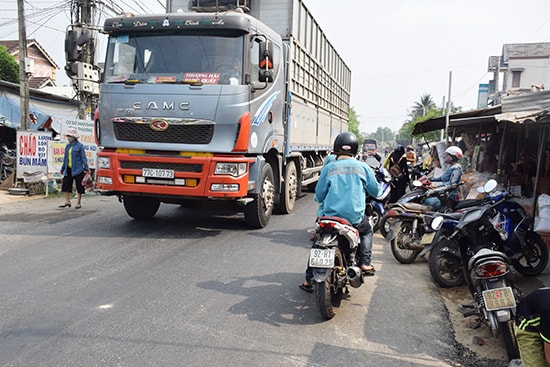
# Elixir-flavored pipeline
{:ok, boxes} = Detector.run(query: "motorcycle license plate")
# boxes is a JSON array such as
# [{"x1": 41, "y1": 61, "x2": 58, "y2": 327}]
[
  {"x1": 482, "y1": 287, "x2": 516, "y2": 311},
  {"x1": 309, "y1": 248, "x2": 335, "y2": 268},
  {"x1": 420, "y1": 232, "x2": 435, "y2": 245}
]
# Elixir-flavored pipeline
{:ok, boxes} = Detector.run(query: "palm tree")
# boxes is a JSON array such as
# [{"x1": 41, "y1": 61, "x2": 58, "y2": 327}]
[{"x1": 409, "y1": 94, "x2": 436, "y2": 120}]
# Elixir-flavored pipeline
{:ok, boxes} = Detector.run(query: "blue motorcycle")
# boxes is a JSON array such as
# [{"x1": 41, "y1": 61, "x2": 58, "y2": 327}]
[
  {"x1": 429, "y1": 179, "x2": 549, "y2": 288},
  {"x1": 365, "y1": 161, "x2": 391, "y2": 233}
]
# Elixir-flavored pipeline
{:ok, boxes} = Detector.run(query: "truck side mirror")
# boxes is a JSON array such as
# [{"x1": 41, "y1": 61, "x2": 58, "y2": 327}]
[{"x1": 258, "y1": 40, "x2": 274, "y2": 82}]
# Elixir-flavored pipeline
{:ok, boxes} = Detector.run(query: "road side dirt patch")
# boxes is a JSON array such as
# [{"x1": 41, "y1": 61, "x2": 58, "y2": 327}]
[{"x1": 440, "y1": 285, "x2": 509, "y2": 364}]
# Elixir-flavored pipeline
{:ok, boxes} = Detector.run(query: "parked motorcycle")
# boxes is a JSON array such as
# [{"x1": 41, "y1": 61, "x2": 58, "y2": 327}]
[
  {"x1": 385, "y1": 183, "x2": 467, "y2": 264},
  {"x1": 308, "y1": 216, "x2": 366, "y2": 319},
  {"x1": 366, "y1": 164, "x2": 392, "y2": 232},
  {"x1": 0, "y1": 144, "x2": 15, "y2": 183},
  {"x1": 429, "y1": 179, "x2": 548, "y2": 288},
  {"x1": 428, "y1": 180, "x2": 522, "y2": 360},
  {"x1": 379, "y1": 179, "x2": 477, "y2": 238}
]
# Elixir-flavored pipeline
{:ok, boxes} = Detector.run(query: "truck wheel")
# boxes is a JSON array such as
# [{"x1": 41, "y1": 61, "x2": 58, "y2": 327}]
[
  {"x1": 244, "y1": 163, "x2": 275, "y2": 228},
  {"x1": 123, "y1": 195, "x2": 160, "y2": 220},
  {"x1": 275, "y1": 160, "x2": 298, "y2": 214}
]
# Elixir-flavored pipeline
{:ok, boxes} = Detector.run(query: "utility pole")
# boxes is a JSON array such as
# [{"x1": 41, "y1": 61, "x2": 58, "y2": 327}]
[
  {"x1": 445, "y1": 71, "x2": 452, "y2": 145},
  {"x1": 17, "y1": 0, "x2": 30, "y2": 130},
  {"x1": 66, "y1": 0, "x2": 98, "y2": 120}
]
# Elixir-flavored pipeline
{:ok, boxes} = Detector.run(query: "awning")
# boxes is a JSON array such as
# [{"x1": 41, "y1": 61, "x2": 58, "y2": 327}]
[
  {"x1": 0, "y1": 80, "x2": 79, "y2": 132},
  {"x1": 413, "y1": 105, "x2": 502, "y2": 135}
]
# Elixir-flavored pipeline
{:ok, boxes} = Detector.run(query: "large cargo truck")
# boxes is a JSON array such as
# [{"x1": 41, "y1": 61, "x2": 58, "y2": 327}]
[{"x1": 92, "y1": 0, "x2": 351, "y2": 227}]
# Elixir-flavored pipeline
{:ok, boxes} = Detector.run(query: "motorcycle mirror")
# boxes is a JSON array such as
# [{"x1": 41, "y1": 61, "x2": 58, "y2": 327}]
[
  {"x1": 484, "y1": 179, "x2": 498, "y2": 193},
  {"x1": 431, "y1": 216, "x2": 444, "y2": 230}
]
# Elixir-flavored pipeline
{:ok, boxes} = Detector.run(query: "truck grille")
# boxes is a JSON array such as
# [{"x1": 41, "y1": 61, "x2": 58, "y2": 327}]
[
  {"x1": 114, "y1": 122, "x2": 214, "y2": 144},
  {"x1": 120, "y1": 161, "x2": 203, "y2": 173}
]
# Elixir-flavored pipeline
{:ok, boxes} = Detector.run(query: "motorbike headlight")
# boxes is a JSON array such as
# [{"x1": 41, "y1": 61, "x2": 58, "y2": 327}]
[{"x1": 431, "y1": 216, "x2": 444, "y2": 231}]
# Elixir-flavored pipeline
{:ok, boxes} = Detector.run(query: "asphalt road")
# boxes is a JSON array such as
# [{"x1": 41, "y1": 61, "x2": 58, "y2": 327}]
[{"x1": 0, "y1": 190, "x2": 512, "y2": 366}]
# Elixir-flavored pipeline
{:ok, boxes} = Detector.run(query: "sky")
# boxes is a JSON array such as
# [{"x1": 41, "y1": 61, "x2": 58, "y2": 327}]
[{"x1": 2, "y1": 0, "x2": 550, "y2": 134}]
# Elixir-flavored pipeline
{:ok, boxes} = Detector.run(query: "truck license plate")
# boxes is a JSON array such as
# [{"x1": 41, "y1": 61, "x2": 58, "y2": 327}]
[
  {"x1": 482, "y1": 287, "x2": 516, "y2": 311},
  {"x1": 142, "y1": 168, "x2": 175, "y2": 179},
  {"x1": 309, "y1": 248, "x2": 335, "y2": 268}
]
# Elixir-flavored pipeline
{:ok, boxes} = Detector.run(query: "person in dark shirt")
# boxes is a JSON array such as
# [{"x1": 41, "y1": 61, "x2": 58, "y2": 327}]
[{"x1": 516, "y1": 287, "x2": 550, "y2": 366}]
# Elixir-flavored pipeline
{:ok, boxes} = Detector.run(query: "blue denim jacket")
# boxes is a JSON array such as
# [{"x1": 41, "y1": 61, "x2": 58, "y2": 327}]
[
  {"x1": 60, "y1": 141, "x2": 89, "y2": 177},
  {"x1": 431, "y1": 163, "x2": 463, "y2": 201}
]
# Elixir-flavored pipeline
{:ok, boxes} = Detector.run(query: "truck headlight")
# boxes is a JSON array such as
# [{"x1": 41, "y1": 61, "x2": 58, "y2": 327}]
[
  {"x1": 214, "y1": 162, "x2": 247, "y2": 177},
  {"x1": 98, "y1": 157, "x2": 111, "y2": 169}
]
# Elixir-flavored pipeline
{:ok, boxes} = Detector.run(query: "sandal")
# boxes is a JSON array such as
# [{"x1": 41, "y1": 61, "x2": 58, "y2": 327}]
[
  {"x1": 361, "y1": 264, "x2": 376, "y2": 276},
  {"x1": 299, "y1": 282, "x2": 314, "y2": 293},
  {"x1": 58, "y1": 203, "x2": 71, "y2": 208},
  {"x1": 75, "y1": 205, "x2": 82, "y2": 209}
]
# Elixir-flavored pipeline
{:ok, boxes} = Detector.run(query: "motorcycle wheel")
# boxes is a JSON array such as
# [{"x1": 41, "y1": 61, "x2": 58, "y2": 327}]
[
  {"x1": 314, "y1": 249, "x2": 344, "y2": 320},
  {"x1": 428, "y1": 239, "x2": 465, "y2": 288},
  {"x1": 512, "y1": 231, "x2": 549, "y2": 276},
  {"x1": 371, "y1": 207, "x2": 383, "y2": 233},
  {"x1": 379, "y1": 213, "x2": 396, "y2": 238},
  {"x1": 501, "y1": 320, "x2": 520, "y2": 361},
  {"x1": 390, "y1": 221, "x2": 421, "y2": 264}
]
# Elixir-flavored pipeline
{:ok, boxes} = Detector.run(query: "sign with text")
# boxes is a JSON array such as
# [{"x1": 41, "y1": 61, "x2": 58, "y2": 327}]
[
  {"x1": 61, "y1": 119, "x2": 98, "y2": 169},
  {"x1": 16, "y1": 131, "x2": 52, "y2": 179},
  {"x1": 47, "y1": 140, "x2": 67, "y2": 178}
]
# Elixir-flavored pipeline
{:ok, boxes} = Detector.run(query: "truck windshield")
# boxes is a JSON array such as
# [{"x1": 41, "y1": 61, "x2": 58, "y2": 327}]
[{"x1": 103, "y1": 33, "x2": 244, "y2": 85}]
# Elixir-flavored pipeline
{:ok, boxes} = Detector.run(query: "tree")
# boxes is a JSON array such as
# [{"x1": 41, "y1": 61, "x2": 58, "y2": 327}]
[
  {"x1": 363, "y1": 127, "x2": 394, "y2": 145},
  {"x1": 348, "y1": 106, "x2": 362, "y2": 144},
  {"x1": 409, "y1": 93, "x2": 437, "y2": 121},
  {"x1": 0, "y1": 46, "x2": 19, "y2": 84},
  {"x1": 396, "y1": 93, "x2": 464, "y2": 144}
]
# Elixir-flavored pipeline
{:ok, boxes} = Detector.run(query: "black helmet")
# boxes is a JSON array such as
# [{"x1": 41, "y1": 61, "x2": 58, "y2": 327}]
[{"x1": 333, "y1": 132, "x2": 358, "y2": 155}]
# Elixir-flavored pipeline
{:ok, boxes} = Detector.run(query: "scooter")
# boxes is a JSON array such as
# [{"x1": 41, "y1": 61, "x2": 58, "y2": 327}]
[
  {"x1": 429, "y1": 179, "x2": 548, "y2": 287},
  {"x1": 366, "y1": 164, "x2": 392, "y2": 233},
  {"x1": 308, "y1": 216, "x2": 365, "y2": 319},
  {"x1": 428, "y1": 180, "x2": 522, "y2": 361}
]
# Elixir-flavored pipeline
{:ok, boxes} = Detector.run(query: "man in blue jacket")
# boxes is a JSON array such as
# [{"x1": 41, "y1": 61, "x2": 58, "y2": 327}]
[{"x1": 300, "y1": 132, "x2": 381, "y2": 292}]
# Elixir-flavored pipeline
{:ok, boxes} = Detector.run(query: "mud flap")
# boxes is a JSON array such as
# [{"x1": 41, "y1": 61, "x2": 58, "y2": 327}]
[{"x1": 312, "y1": 268, "x2": 330, "y2": 282}]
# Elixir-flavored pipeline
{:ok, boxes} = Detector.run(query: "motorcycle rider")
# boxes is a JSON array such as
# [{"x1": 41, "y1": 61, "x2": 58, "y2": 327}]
[
  {"x1": 300, "y1": 132, "x2": 381, "y2": 292},
  {"x1": 515, "y1": 287, "x2": 550, "y2": 367},
  {"x1": 384, "y1": 145, "x2": 409, "y2": 203},
  {"x1": 422, "y1": 146, "x2": 463, "y2": 211},
  {"x1": 405, "y1": 145, "x2": 417, "y2": 165}
]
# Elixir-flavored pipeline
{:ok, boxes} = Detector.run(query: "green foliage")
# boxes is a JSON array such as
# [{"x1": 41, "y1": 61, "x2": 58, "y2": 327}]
[
  {"x1": 0, "y1": 46, "x2": 19, "y2": 83},
  {"x1": 409, "y1": 93, "x2": 437, "y2": 121},
  {"x1": 395, "y1": 93, "x2": 463, "y2": 144},
  {"x1": 363, "y1": 127, "x2": 394, "y2": 144},
  {"x1": 348, "y1": 106, "x2": 362, "y2": 144}
]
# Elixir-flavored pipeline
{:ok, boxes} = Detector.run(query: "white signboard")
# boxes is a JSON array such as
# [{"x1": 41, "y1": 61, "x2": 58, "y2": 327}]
[
  {"x1": 61, "y1": 119, "x2": 98, "y2": 169},
  {"x1": 16, "y1": 131, "x2": 52, "y2": 179}
]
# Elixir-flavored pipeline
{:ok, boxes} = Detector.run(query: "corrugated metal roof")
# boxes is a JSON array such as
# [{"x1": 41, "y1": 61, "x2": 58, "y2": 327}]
[{"x1": 412, "y1": 106, "x2": 501, "y2": 135}]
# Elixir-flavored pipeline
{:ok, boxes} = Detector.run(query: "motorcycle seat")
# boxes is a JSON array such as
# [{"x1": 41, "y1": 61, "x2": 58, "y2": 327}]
[
  {"x1": 467, "y1": 248, "x2": 509, "y2": 269},
  {"x1": 393, "y1": 202, "x2": 433, "y2": 213},
  {"x1": 454, "y1": 199, "x2": 483, "y2": 211},
  {"x1": 316, "y1": 216, "x2": 352, "y2": 226},
  {"x1": 437, "y1": 212, "x2": 462, "y2": 220}
]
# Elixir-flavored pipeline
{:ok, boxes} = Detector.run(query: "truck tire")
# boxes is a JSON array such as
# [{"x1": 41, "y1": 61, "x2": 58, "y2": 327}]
[
  {"x1": 275, "y1": 160, "x2": 298, "y2": 214},
  {"x1": 244, "y1": 163, "x2": 275, "y2": 228},
  {"x1": 123, "y1": 195, "x2": 160, "y2": 220}
]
